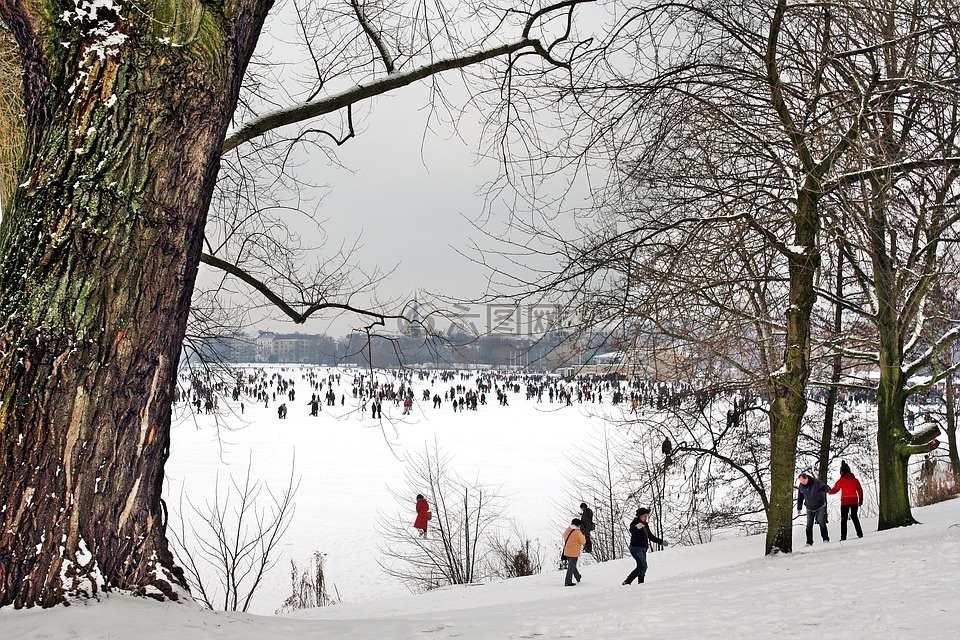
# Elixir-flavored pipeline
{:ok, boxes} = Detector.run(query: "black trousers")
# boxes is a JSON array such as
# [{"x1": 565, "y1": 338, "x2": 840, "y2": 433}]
[{"x1": 840, "y1": 504, "x2": 863, "y2": 540}]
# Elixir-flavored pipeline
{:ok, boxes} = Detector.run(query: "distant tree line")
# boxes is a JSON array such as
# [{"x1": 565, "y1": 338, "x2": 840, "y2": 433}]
[{"x1": 204, "y1": 330, "x2": 574, "y2": 370}]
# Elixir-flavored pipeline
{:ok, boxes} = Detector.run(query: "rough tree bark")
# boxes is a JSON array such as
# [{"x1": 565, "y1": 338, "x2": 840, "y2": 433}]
[
  {"x1": 0, "y1": 0, "x2": 274, "y2": 607},
  {"x1": 765, "y1": 187, "x2": 820, "y2": 554}
]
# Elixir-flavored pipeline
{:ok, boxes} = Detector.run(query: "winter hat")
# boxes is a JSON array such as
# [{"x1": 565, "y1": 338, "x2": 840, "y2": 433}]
[{"x1": 840, "y1": 461, "x2": 851, "y2": 475}]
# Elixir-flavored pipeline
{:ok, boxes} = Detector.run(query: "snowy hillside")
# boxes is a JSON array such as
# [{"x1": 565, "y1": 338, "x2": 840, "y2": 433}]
[
  {"x1": 2, "y1": 497, "x2": 958, "y2": 639},
  {"x1": 3, "y1": 364, "x2": 957, "y2": 638}
]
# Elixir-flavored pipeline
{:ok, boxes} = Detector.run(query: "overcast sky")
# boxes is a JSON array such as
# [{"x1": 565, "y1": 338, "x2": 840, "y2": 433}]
[
  {"x1": 199, "y1": 3, "x2": 601, "y2": 339},
  {"x1": 319, "y1": 85, "x2": 501, "y2": 311},
  {"x1": 260, "y1": 85, "x2": 519, "y2": 338}
]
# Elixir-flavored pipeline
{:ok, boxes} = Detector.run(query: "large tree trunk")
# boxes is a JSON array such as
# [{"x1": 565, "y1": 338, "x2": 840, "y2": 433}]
[
  {"x1": 875, "y1": 381, "x2": 915, "y2": 528},
  {"x1": 0, "y1": 0, "x2": 270, "y2": 608},
  {"x1": 946, "y1": 374, "x2": 960, "y2": 487},
  {"x1": 874, "y1": 358, "x2": 937, "y2": 529},
  {"x1": 870, "y1": 187, "x2": 916, "y2": 530},
  {"x1": 764, "y1": 188, "x2": 820, "y2": 555},
  {"x1": 869, "y1": 183, "x2": 939, "y2": 530}
]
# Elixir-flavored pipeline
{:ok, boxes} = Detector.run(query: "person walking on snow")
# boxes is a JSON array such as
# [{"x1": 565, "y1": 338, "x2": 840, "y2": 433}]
[
  {"x1": 829, "y1": 461, "x2": 864, "y2": 540},
  {"x1": 797, "y1": 472, "x2": 831, "y2": 545},
  {"x1": 561, "y1": 518, "x2": 586, "y2": 586},
  {"x1": 414, "y1": 494, "x2": 430, "y2": 538},
  {"x1": 579, "y1": 502, "x2": 595, "y2": 554},
  {"x1": 622, "y1": 507, "x2": 666, "y2": 585}
]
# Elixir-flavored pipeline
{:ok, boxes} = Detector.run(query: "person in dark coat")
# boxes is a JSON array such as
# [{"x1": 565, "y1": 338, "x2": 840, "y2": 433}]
[
  {"x1": 797, "y1": 472, "x2": 831, "y2": 545},
  {"x1": 622, "y1": 507, "x2": 666, "y2": 585},
  {"x1": 579, "y1": 502, "x2": 595, "y2": 554},
  {"x1": 414, "y1": 494, "x2": 430, "y2": 538},
  {"x1": 829, "y1": 461, "x2": 864, "y2": 540}
]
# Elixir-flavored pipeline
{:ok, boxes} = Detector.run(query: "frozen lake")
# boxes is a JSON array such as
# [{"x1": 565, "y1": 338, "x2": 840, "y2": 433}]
[{"x1": 166, "y1": 365, "x2": 618, "y2": 613}]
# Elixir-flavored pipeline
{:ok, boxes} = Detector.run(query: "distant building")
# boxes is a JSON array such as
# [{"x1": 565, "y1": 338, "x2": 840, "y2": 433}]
[
  {"x1": 557, "y1": 348, "x2": 665, "y2": 379},
  {"x1": 255, "y1": 331, "x2": 320, "y2": 363}
]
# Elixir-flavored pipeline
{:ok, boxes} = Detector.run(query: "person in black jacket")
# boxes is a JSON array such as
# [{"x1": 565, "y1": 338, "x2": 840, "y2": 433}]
[
  {"x1": 622, "y1": 508, "x2": 666, "y2": 585},
  {"x1": 579, "y1": 503, "x2": 595, "y2": 554},
  {"x1": 796, "y1": 472, "x2": 831, "y2": 546}
]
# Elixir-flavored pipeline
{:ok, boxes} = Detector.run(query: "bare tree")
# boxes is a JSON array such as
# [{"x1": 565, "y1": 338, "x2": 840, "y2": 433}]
[
  {"x1": 168, "y1": 458, "x2": 298, "y2": 612},
  {"x1": 806, "y1": 3, "x2": 960, "y2": 527},
  {"x1": 377, "y1": 442, "x2": 507, "y2": 591},
  {"x1": 485, "y1": 0, "x2": 960, "y2": 551},
  {"x1": 826, "y1": 172, "x2": 960, "y2": 527}
]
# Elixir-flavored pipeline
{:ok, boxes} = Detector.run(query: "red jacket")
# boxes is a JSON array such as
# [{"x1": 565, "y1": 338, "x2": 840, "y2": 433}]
[
  {"x1": 829, "y1": 472, "x2": 864, "y2": 506},
  {"x1": 414, "y1": 498, "x2": 430, "y2": 530}
]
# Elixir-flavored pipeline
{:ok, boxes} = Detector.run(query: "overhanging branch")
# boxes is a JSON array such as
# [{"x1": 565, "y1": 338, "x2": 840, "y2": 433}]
[
  {"x1": 222, "y1": 42, "x2": 533, "y2": 153},
  {"x1": 199, "y1": 252, "x2": 402, "y2": 327},
  {"x1": 222, "y1": 0, "x2": 594, "y2": 154}
]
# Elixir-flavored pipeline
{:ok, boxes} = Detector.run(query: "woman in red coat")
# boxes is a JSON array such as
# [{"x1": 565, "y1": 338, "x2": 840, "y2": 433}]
[
  {"x1": 829, "y1": 461, "x2": 864, "y2": 540},
  {"x1": 414, "y1": 494, "x2": 430, "y2": 538}
]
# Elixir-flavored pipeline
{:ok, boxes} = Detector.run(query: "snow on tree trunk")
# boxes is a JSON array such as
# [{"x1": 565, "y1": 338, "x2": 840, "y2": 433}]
[
  {"x1": 764, "y1": 188, "x2": 820, "y2": 555},
  {"x1": 0, "y1": 0, "x2": 270, "y2": 608},
  {"x1": 869, "y1": 186, "x2": 933, "y2": 531}
]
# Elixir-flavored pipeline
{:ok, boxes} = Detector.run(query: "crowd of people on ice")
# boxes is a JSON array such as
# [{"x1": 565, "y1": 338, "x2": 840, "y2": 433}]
[
  {"x1": 175, "y1": 365, "x2": 718, "y2": 423},
  {"x1": 176, "y1": 363, "x2": 954, "y2": 433},
  {"x1": 177, "y1": 364, "x2": 941, "y2": 432}
]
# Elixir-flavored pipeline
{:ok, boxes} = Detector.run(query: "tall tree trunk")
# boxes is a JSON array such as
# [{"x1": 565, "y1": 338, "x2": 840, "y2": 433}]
[
  {"x1": 0, "y1": 0, "x2": 270, "y2": 608},
  {"x1": 818, "y1": 248, "x2": 844, "y2": 482},
  {"x1": 874, "y1": 368, "x2": 935, "y2": 528},
  {"x1": 945, "y1": 374, "x2": 960, "y2": 487},
  {"x1": 875, "y1": 374, "x2": 915, "y2": 528},
  {"x1": 765, "y1": 188, "x2": 821, "y2": 555},
  {"x1": 869, "y1": 183, "x2": 939, "y2": 530}
]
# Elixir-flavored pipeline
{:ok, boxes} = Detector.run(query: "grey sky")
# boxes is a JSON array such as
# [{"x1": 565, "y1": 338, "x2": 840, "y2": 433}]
[
  {"x1": 203, "y1": 2, "x2": 600, "y2": 339},
  {"x1": 216, "y1": 83, "x2": 522, "y2": 339}
]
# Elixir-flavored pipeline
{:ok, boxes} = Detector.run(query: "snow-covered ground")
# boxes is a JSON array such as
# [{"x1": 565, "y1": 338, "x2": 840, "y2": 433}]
[
  {"x1": 164, "y1": 365, "x2": 621, "y2": 612},
  {"x1": 3, "y1": 364, "x2": 958, "y2": 638},
  {"x1": 2, "y1": 498, "x2": 958, "y2": 638}
]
